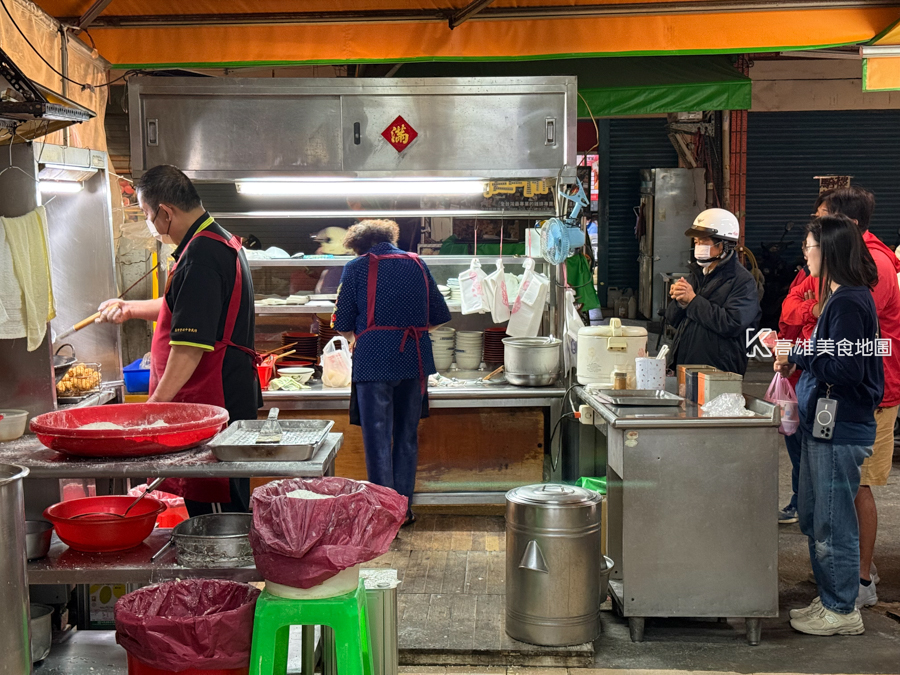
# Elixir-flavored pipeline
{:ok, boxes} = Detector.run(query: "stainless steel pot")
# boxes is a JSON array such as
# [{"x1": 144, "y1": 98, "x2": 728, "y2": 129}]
[
  {"x1": 505, "y1": 483, "x2": 603, "y2": 646},
  {"x1": 0, "y1": 464, "x2": 31, "y2": 675},
  {"x1": 502, "y1": 337, "x2": 561, "y2": 387},
  {"x1": 26, "y1": 520, "x2": 53, "y2": 560},
  {"x1": 30, "y1": 604, "x2": 53, "y2": 663},
  {"x1": 152, "y1": 513, "x2": 253, "y2": 568}
]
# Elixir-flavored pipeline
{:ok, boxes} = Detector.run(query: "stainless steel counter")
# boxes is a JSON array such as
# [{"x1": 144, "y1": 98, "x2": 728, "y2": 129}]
[
  {"x1": 263, "y1": 381, "x2": 566, "y2": 410},
  {"x1": 576, "y1": 387, "x2": 780, "y2": 646},
  {"x1": 28, "y1": 529, "x2": 262, "y2": 586},
  {"x1": 579, "y1": 387, "x2": 779, "y2": 428},
  {"x1": 0, "y1": 433, "x2": 341, "y2": 479}
]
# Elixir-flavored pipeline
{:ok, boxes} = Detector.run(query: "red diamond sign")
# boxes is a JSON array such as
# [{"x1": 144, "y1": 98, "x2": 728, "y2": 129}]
[{"x1": 381, "y1": 115, "x2": 418, "y2": 153}]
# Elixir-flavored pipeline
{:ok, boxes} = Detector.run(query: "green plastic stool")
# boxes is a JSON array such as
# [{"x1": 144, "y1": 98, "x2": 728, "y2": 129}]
[{"x1": 249, "y1": 579, "x2": 373, "y2": 675}]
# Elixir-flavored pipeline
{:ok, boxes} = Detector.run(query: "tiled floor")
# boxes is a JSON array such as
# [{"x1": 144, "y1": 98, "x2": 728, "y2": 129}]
[{"x1": 367, "y1": 515, "x2": 594, "y2": 667}]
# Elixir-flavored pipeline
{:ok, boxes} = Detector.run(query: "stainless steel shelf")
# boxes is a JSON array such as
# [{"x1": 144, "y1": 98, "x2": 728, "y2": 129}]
[
  {"x1": 255, "y1": 302, "x2": 335, "y2": 315},
  {"x1": 0, "y1": 433, "x2": 341, "y2": 480},
  {"x1": 28, "y1": 530, "x2": 263, "y2": 586},
  {"x1": 37, "y1": 629, "x2": 126, "y2": 675},
  {"x1": 247, "y1": 255, "x2": 539, "y2": 269}
]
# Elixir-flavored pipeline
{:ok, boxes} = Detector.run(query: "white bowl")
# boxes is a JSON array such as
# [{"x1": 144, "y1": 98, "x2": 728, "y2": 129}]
[
  {"x1": 277, "y1": 367, "x2": 315, "y2": 384},
  {"x1": 0, "y1": 409, "x2": 28, "y2": 442}
]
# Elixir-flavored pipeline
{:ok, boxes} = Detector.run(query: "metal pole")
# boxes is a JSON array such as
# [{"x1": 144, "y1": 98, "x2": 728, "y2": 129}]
[
  {"x1": 722, "y1": 111, "x2": 731, "y2": 211},
  {"x1": 60, "y1": 27, "x2": 70, "y2": 147}
]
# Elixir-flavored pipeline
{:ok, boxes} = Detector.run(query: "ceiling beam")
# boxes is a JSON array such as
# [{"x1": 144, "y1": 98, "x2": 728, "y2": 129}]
[
  {"x1": 72, "y1": 0, "x2": 115, "y2": 33},
  {"x1": 449, "y1": 0, "x2": 495, "y2": 29},
  {"x1": 57, "y1": 1, "x2": 900, "y2": 29}
]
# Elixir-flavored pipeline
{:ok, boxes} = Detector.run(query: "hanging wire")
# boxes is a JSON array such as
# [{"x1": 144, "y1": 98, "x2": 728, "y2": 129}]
[{"x1": 0, "y1": 0, "x2": 140, "y2": 90}]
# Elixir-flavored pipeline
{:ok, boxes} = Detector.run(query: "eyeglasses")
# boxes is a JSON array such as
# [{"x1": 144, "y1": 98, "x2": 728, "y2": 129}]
[{"x1": 801, "y1": 243, "x2": 820, "y2": 253}]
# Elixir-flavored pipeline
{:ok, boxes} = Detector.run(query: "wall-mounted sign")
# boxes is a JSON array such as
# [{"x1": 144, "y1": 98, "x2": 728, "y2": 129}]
[{"x1": 381, "y1": 115, "x2": 418, "y2": 153}]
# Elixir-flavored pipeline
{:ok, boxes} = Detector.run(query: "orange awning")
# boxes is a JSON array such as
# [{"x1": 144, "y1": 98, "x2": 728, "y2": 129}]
[
  {"x1": 862, "y1": 16, "x2": 900, "y2": 91},
  {"x1": 31, "y1": 1, "x2": 900, "y2": 69}
]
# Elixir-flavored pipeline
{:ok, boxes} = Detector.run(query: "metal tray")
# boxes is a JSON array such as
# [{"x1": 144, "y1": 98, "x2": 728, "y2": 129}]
[
  {"x1": 208, "y1": 419, "x2": 334, "y2": 462},
  {"x1": 590, "y1": 389, "x2": 684, "y2": 406}
]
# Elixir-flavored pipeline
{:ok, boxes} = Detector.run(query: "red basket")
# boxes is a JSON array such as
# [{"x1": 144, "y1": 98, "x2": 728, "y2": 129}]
[
  {"x1": 44, "y1": 495, "x2": 166, "y2": 553},
  {"x1": 127, "y1": 654, "x2": 247, "y2": 675},
  {"x1": 30, "y1": 403, "x2": 228, "y2": 458}
]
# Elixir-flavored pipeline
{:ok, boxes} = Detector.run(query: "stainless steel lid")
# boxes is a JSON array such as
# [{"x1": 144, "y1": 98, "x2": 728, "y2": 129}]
[{"x1": 506, "y1": 483, "x2": 600, "y2": 506}]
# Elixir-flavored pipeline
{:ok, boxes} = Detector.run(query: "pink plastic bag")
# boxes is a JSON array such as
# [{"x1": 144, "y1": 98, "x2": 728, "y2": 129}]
[
  {"x1": 114, "y1": 579, "x2": 260, "y2": 671},
  {"x1": 765, "y1": 373, "x2": 799, "y2": 436},
  {"x1": 249, "y1": 477, "x2": 407, "y2": 589}
]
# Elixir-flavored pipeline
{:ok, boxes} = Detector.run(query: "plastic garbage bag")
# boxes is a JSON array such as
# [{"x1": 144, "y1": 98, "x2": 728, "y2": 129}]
[
  {"x1": 322, "y1": 336, "x2": 352, "y2": 388},
  {"x1": 114, "y1": 579, "x2": 260, "y2": 671},
  {"x1": 765, "y1": 372, "x2": 800, "y2": 435},
  {"x1": 700, "y1": 393, "x2": 755, "y2": 417},
  {"x1": 250, "y1": 477, "x2": 407, "y2": 589}
]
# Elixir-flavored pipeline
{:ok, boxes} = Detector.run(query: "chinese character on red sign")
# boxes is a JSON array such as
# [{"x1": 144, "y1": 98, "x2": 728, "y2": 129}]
[{"x1": 381, "y1": 115, "x2": 418, "y2": 153}]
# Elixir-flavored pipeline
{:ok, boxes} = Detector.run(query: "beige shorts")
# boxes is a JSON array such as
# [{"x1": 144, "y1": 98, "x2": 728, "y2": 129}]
[{"x1": 859, "y1": 405, "x2": 899, "y2": 487}]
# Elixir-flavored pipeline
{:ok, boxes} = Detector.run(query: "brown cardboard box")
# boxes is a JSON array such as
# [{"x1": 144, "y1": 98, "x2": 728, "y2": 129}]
[
  {"x1": 677, "y1": 364, "x2": 715, "y2": 398},
  {"x1": 697, "y1": 371, "x2": 744, "y2": 406}
]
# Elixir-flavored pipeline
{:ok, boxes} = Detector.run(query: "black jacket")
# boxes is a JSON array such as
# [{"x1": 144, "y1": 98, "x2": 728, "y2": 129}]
[{"x1": 666, "y1": 252, "x2": 761, "y2": 375}]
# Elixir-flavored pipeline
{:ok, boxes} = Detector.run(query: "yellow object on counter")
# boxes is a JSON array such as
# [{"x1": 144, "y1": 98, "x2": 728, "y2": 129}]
[{"x1": 0, "y1": 206, "x2": 55, "y2": 351}]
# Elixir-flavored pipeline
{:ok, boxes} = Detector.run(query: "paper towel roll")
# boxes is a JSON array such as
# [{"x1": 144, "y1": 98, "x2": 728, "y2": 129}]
[{"x1": 635, "y1": 357, "x2": 666, "y2": 390}]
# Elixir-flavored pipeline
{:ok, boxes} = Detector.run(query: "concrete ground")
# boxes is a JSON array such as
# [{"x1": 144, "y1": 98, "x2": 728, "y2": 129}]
[
  {"x1": 402, "y1": 363, "x2": 900, "y2": 673},
  {"x1": 585, "y1": 362, "x2": 900, "y2": 673}
]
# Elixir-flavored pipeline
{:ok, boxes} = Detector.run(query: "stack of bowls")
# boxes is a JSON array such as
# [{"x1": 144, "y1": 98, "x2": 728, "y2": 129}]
[
  {"x1": 437, "y1": 285, "x2": 451, "y2": 302},
  {"x1": 430, "y1": 327, "x2": 456, "y2": 371},
  {"x1": 446, "y1": 278, "x2": 462, "y2": 304},
  {"x1": 483, "y1": 327, "x2": 508, "y2": 365},
  {"x1": 455, "y1": 331, "x2": 484, "y2": 370}
]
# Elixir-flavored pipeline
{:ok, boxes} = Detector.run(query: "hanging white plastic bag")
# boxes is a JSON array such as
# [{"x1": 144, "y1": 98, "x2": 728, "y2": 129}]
[
  {"x1": 483, "y1": 258, "x2": 511, "y2": 323},
  {"x1": 507, "y1": 258, "x2": 550, "y2": 338},
  {"x1": 458, "y1": 258, "x2": 487, "y2": 315},
  {"x1": 321, "y1": 336, "x2": 352, "y2": 388},
  {"x1": 562, "y1": 289, "x2": 584, "y2": 374}
]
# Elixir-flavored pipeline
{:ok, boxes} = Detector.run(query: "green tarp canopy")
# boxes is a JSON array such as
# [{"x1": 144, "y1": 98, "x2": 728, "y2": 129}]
[{"x1": 396, "y1": 55, "x2": 751, "y2": 117}]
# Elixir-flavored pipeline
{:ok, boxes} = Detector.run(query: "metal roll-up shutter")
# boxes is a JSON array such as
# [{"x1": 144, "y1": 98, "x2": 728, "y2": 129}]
[
  {"x1": 746, "y1": 110, "x2": 900, "y2": 263},
  {"x1": 608, "y1": 118, "x2": 679, "y2": 292}
]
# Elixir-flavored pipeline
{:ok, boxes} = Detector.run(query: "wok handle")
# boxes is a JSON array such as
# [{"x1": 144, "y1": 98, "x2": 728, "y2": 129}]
[{"x1": 150, "y1": 536, "x2": 175, "y2": 562}]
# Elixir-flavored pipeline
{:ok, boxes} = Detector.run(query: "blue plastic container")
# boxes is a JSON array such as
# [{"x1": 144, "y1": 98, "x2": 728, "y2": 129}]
[{"x1": 123, "y1": 359, "x2": 151, "y2": 393}]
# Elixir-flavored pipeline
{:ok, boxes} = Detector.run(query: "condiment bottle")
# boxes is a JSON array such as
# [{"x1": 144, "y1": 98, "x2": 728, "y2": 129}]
[{"x1": 614, "y1": 370, "x2": 628, "y2": 390}]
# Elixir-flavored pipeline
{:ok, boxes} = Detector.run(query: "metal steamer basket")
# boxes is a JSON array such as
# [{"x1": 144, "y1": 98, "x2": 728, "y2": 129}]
[
  {"x1": 152, "y1": 514, "x2": 253, "y2": 568},
  {"x1": 505, "y1": 483, "x2": 606, "y2": 646}
]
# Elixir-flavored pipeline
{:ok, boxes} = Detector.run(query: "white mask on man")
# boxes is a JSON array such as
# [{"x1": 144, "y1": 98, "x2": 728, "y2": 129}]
[
  {"x1": 146, "y1": 212, "x2": 175, "y2": 246},
  {"x1": 694, "y1": 244, "x2": 716, "y2": 268}
]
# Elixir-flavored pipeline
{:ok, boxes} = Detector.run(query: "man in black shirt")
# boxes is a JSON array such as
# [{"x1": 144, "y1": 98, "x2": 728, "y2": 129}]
[{"x1": 98, "y1": 165, "x2": 260, "y2": 513}]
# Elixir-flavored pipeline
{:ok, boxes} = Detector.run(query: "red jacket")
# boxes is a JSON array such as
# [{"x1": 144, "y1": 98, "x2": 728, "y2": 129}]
[
  {"x1": 863, "y1": 231, "x2": 900, "y2": 407},
  {"x1": 779, "y1": 268, "x2": 816, "y2": 342},
  {"x1": 779, "y1": 233, "x2": 900, "y2": 407}
]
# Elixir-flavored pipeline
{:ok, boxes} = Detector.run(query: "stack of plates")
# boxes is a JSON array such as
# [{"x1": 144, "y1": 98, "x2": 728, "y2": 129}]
[
  {"x1": 455, "y1": 330, "x2": 484, "y2": 370},
  {"x1": 446, "y1": 278, "x2": 462, "y2": 304},
  {"x1": 483, "y1": 327, "x2": 508, "y2": 365},
  {"x1": 430, "y1": 327, "x2": 456, "y2": 371},
  {"x1": 318, "y1": 323, "x2": 339, "y2": 354},
  {"x1": 437, "y1": 285, "x2": 451, "y2": 301},
  {"x1": 282, "y1": 332, "x2": 319, "y2": 362}
]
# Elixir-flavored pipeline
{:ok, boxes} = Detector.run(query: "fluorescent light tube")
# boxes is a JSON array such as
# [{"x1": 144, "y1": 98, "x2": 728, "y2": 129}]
[
  {"x1": 39, "y1": 181, "x2": 83, "y2": 194},
  {"x1": 236, "y1": 180, "x2": 485, "y2": 197}
]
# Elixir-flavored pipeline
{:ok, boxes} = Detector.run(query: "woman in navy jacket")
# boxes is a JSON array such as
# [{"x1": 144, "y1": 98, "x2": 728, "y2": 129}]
[{"x1": 775, "y1": 214, "x2": 883, "y2": 636}]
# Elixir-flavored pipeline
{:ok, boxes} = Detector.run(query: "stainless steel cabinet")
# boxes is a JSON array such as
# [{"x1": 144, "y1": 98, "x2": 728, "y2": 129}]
[{"x1": 129, "y1": 77, "x2": 576, "y2": 180}]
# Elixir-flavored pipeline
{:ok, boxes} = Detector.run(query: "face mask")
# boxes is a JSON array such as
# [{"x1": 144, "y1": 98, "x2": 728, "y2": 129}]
[
  {"x1": 146, "y1": 208, "x2": 175, "y2": 245},
  {"x1": 694, "y1": 244, "x2": 716, "y2": 267}
]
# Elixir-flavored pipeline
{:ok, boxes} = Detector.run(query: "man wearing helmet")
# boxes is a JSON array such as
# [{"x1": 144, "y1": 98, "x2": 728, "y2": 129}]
[{"x1": 666, "y1": 208, "x2": 761, "y2": 375}]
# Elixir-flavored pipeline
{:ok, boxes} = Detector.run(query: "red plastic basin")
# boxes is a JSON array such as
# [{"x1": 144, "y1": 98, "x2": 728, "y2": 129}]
[
  {"x1": 43, "y1": 495, "x2": 166, "y2": 553},
  {"x1": 30, "y1": 402, "x2": 228, "y2": 458},
  {"x1": 127, "y1": 653, "x2": 248, "y2": 675}
]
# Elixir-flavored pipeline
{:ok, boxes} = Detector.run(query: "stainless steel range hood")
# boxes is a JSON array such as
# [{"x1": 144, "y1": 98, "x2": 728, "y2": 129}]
[{"x1": 0, "y1": 48, "x2": 95, "y2": 144}]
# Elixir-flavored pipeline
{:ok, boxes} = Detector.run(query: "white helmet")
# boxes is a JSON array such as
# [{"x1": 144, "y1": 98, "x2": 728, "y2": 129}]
[{"x1": 685, "y1": 208, "x2": 740, "y2": 242}]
